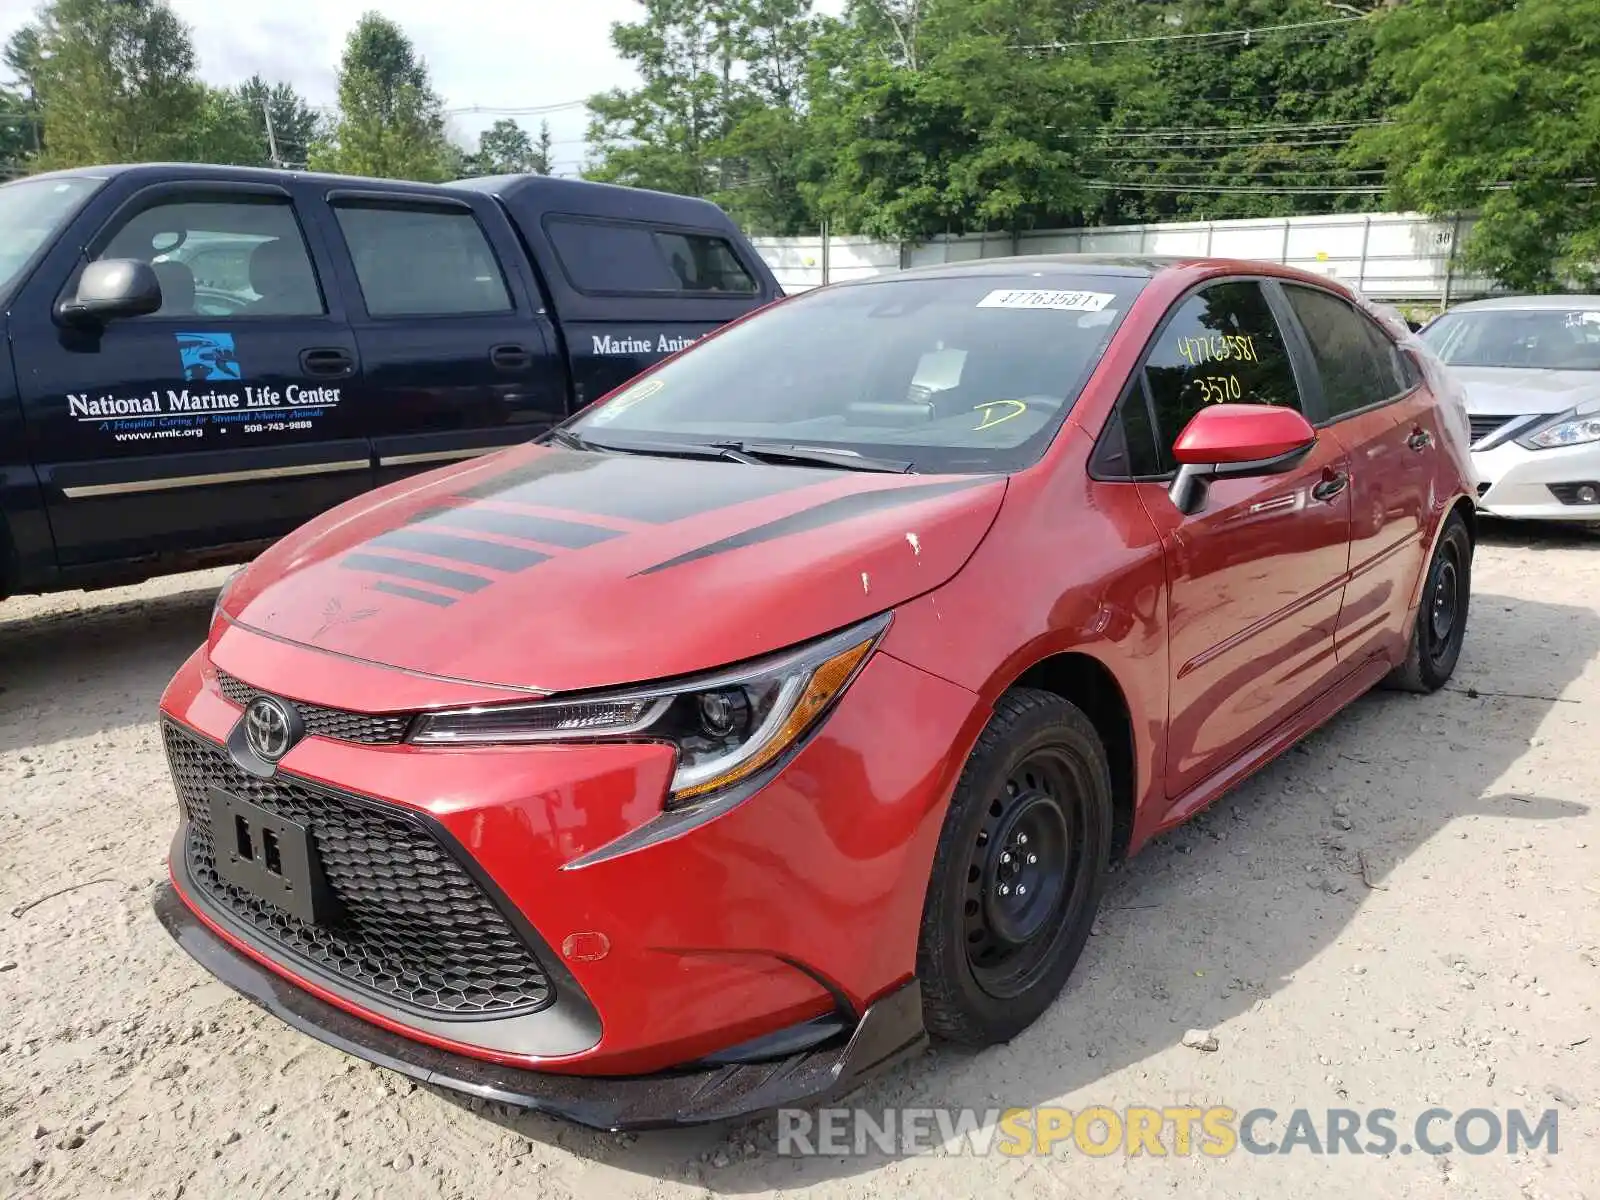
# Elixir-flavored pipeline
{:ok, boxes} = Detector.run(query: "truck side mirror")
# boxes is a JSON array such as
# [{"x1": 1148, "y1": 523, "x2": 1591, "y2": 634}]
[{"x1": 57, "y1": 259, "x2": 164, "y2": 327}]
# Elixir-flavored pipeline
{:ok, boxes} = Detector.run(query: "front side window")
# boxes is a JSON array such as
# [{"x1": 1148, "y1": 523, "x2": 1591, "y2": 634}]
[
  {"x1": 570, "y1": 272, "x2": 1146, "y2": 473},
  {"x1": 1284, "y1": 284, "x2": 1410, "y2": 417},
  {"x1": 333, "y1": 203, "x2": 512, "y2": 317},
  {"x1": 0, "y1": 175, "x2": 103, "y2": 304},
  {"x1": 1421, "y1": 307, "x2": 1600, "y2": 370},
  {"x1": 96, "y1": 196, "x2": 324, "y2": 318},
  {"x1": 1142, "y1": 281, "x2": 1304, "y2": 471}
]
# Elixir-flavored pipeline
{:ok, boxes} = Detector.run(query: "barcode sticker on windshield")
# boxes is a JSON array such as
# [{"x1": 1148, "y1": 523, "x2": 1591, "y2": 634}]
[{"x1": 977, "y1": 289, "x2": 1115, "y2": 313}]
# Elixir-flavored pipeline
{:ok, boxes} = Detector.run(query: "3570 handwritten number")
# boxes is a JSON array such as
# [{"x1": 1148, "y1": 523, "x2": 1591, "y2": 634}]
[{"x1": 1196, "y1": 375, "x2": 1242, "y2": 404}]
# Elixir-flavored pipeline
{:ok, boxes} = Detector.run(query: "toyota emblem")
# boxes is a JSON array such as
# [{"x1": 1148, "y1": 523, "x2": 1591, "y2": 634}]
[{"x1": 244, "y1": 695, "x2": 296, "y2": 762}]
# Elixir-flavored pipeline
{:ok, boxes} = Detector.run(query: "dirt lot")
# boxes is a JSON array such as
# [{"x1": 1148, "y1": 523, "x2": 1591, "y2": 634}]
[{"x1": 2, "y1": 524, "x2": 1597, "y2": 1200}]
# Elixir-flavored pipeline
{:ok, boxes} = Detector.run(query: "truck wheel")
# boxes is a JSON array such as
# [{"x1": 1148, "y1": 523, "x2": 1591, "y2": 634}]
[
  {"x1": 916, "y1": 688, "x2": 1112, "y2": 1047},
  {"x1": 1384, "y1": 510, "x2": 1473, "y2": 694}
]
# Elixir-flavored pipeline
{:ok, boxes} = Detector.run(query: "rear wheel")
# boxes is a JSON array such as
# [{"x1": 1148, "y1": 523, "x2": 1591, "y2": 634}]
[
  {"x1": 916, "y1": 688, "x2": 1112, "y2": 1047},
  {"x1": 1385, "y1": 510, "x2": 1473, "y2": 693}
]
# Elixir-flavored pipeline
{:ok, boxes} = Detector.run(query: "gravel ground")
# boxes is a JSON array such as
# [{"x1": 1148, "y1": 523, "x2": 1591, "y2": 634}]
[{"x1": 2, "y1": 523, "x2": 1598, "y2": 1200}]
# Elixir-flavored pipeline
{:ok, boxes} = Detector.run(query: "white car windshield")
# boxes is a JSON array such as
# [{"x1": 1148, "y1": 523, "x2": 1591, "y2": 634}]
[
  {"x1": 567, "y1": 271, "x2": 1147, "y2": 474},
  {"x1": 1422, "y1": 307, "x2": 1600, "y2": 370}
]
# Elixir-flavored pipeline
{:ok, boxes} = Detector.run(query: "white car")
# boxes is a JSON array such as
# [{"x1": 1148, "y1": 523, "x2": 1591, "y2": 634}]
[{"x1": 1420, "y1": 295, "x2": 1600, "y2": 522}]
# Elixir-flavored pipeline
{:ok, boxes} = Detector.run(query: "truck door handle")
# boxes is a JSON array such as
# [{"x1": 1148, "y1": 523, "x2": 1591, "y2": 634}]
[
  {"x1": 490, "y1": 344, "x2": 532, "y2": 371},
  {"x1": 1407, "y1": 427, "x2": 1433, "y2": 452},
  {"x1": 300, "y1": 347, "x2": 354, "y2": 378},
  {"x1": 1312, "y1": 470, "x2": 1349, "y2": 503}
]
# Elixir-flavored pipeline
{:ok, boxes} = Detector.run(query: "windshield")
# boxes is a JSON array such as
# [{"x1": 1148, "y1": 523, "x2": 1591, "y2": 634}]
[
  {"x1": 0, "y1": 175, "x2": 104, "y2": 304},
  {"x1": 569, "y1": 271, "x2": 1146, "y2": 473},
  {"x1": 1422, "y1": 306, "x2": 1600, "y2": 370}
]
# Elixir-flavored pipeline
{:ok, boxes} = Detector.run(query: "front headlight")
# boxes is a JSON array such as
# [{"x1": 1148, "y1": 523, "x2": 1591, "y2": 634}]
[
  {"x1": 408, "y1": 614, "x2": 890, "y2": 806},
  {"x1": 1518, "y1": 411, "x2": 1600, "y2": 450}
]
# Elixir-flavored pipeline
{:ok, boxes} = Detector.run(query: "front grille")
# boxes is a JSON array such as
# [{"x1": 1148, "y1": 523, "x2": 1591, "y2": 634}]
[
  {"x1": 1469, "y1": 415, "x2": 1510, "y2": 444},
  {"x1": 214, "y1": 671, "x2": 413, "y2": 745},
  {"x1": 164, "y1": 722, "x2": 554, "y2": 1018}
]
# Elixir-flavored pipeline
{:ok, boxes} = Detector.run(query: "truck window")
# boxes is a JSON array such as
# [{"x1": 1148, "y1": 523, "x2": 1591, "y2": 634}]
[
  {"x1": 95, "y1": 196, "x2": 325, "y2": 318},
  {"x1": 332, "y1": 202, "x2": 513, "y2": 318},
  {"x1": 0, "y1": 175, "x2": 104, "y2": 305},
  {"x1": 545, "y1": 218, "x2": 757, "y2": 295},
  {"x1": 654, "y1": 231, "x2": 757, "y2": 294}
]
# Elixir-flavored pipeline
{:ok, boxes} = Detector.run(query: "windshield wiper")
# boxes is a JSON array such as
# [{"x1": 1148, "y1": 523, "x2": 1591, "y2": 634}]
[
  {"x1": 542, "y1": 427, "x2": 594, "y2": 451},
  {"x1": 565, "y1": 433, "x2": 763, "y2": 465},
  {"x1": 709, "y1": 441, "x2": 914, "y2": 473}
]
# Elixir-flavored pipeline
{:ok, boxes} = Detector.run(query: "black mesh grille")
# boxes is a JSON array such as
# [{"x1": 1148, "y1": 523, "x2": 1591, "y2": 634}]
[
  {"x1": 164, "y1": 722, "x2": 554, "y2": 1018},
  {"x1": 1469, "y1": 415, "x2": 1509, "y2": 444},
  {"x1": 214, "y1": 671, "x2": 413, "y2": 745}
]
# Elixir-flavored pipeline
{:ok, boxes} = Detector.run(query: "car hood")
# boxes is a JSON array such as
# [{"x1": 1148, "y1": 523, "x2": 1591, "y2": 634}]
[
  {"x1": 1450, "y1": 366, "x2": 1600, "y2": 417},
  {"x1": 220, "y1": 444, "x2": 1008, "y2": 694}
]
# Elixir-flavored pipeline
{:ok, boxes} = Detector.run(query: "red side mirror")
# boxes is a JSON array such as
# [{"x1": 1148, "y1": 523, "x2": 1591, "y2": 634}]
[{"x1": 1173, "y1": 403, "x2": 1317, "y2": 466}]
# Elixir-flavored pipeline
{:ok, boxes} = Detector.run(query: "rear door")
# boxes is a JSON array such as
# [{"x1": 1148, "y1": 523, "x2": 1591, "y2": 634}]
[
  {"x1": 538, "y1": 216, "x2": 770, "y2": 408},
  {"x1": 1276, "y1": 282, "x2": 1432, "y2": 667},
  {"x1": 1125, "y1": 279, "x2": 1354, "y2": 799},
  {"x1": 307, "y1": 187, "x2": 567, "y2": 490},
  {"x1": 8, "y1": 179, "x2": 369, "y2": 571}
]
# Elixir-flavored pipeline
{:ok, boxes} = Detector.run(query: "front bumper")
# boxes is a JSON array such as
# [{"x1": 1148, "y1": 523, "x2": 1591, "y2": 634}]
[
  {"x1": 154, "y1": 880, "x2": 926, "y2": 1131},
  {"x1": 155, "y1": 624, "x2": 983, "y2": 1100},
  {"x1": 1472, "y1": 436, "x2": 1600, "y2": 521}
]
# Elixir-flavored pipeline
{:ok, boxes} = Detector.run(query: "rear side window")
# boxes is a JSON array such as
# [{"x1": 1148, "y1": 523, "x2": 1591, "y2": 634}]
[
  {"x1": 1284, "y1": 285, "x2": 1412, "y2": 418},
  {"x1": 333, "y1": 203, "x2": 512, "y2": 317},
  {"x1": 1142, "y1": 281, "x2": 1305, "y2": 471},
  {"x1": 546, "y1": 217, "x2": 756, "y2": 295}
]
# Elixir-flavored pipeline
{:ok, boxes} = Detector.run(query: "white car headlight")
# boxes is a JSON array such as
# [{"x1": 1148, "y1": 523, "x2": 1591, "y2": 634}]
[
  {"x1": 408, "y1": 614, "x2": 890, "y2": 807},
  {"x1": 1519, "y1": 412, "x2": 1600, "y2": 450}
]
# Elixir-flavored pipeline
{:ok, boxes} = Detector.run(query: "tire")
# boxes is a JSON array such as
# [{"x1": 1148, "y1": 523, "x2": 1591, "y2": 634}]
[
  {"x1": 1384, "y1": 510, "x2": 1473, "y2": 694},
  {"x1": 916, "y1": 687, "x2": 1113, "y2": 1047}
]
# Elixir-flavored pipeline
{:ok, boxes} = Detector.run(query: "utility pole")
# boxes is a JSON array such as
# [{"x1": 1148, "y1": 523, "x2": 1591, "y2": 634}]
[{"x1": 262, "y1": 98, "x2": 283, "y2": 168}]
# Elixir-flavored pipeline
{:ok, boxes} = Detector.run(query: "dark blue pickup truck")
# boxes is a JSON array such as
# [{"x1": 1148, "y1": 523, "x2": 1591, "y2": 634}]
[{"x1": 0, "y1": 163, "x2": 782, "y2": 598}]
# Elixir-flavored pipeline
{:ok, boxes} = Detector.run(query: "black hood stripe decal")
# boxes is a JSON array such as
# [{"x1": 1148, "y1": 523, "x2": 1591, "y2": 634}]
[
  {"x1": 409, "y1": 506, "x2": 623, "y2": 550},
  {"x1": 366, "y1": 529, "x2": 550, "y2": 573},
  {"x1": 342, "y1": 553, "x2": 492, "y2": 594},
  {"x1": 455, "y1": 450, "x2": 821, "y2": 523},
  {"x1": 634, "y1": 478, "x2": 994, "y2": 576},
  {"x1": 370, "y1": 581, "x2": 456, "y2": 607}
]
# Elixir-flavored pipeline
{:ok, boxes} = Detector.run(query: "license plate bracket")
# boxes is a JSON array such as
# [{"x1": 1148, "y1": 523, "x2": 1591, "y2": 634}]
[{"x1": 207, "y1": 788, "x2": 335, "y2": 925}]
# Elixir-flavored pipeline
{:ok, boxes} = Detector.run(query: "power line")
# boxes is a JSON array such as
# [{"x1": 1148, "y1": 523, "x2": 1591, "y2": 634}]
[{"x1": 1018, "y1": 16, "x2": 1364, "y2": 53}]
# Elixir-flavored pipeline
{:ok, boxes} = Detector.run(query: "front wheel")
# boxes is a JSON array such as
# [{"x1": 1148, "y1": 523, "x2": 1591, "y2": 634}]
[
  {"x1": 916, "y1": 688, "x2": 1113, "y2": 1047},
  {"x1": 1385, "y1": 509, "x2": 1473, "y2": 693}
]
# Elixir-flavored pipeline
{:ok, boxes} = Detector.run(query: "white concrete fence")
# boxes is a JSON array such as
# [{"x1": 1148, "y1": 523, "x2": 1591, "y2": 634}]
[{"x1": 750, "y1": 211, "x2": 1495, "y2": 306}]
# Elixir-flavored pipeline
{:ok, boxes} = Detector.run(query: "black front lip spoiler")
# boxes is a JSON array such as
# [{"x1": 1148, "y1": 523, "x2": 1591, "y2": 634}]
[{"x1": 153, "y1": 881, "x2": 928, "y2": 1132}]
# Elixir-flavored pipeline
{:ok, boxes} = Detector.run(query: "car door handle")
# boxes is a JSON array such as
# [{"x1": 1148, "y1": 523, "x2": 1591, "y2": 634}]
[
  {"x1": 1407, "y1": 427, "x2": 1433, "y2": 452},
  {"x1": 300, "y1": 347, "x2": 355, "y2": 378},
  {"x1": 490, "y1": 343, "x2": 532, "y2": 371},
  {"x1": 1312, "y1": 470, "x2": 1349, "y2": 503}
]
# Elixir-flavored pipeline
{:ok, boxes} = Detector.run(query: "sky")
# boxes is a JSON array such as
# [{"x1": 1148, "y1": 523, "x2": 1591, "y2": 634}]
[{"x1": 0, "y1": 0, "x2": 653, "y2": 175}]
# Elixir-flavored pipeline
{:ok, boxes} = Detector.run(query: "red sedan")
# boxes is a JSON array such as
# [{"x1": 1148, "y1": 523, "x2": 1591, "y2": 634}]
[{"x1": 155, "y1": 256, "x2": 1476, "y2": 1129}]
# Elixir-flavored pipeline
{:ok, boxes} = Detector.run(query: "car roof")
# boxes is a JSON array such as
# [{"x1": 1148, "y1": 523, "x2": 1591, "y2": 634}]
[
  {"x1": 832, "y1": 253, "x2": 1348, "y2": 289},
  {"x1": 1443, "y1": 294, "x2": 1600, "y2": 312}
]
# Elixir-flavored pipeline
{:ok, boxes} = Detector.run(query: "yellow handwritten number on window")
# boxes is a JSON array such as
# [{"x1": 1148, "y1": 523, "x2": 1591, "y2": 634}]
[{"x1": 1196, "y1": 376, "x2": 1242, "y2": 404}]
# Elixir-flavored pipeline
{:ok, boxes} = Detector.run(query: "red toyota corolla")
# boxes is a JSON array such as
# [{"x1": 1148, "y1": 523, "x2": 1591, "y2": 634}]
[{"x1": 155, "y1": 256, "x2": 1475, "y2": 1130}]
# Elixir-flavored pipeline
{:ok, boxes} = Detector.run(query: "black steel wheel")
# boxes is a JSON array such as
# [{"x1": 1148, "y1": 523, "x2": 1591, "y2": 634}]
[
  {"x1": 1386, "y1": 509, "x2": 1473, "y2": 694},
  {"x1": 918, "y1": 688, "x2": 1113, "y2": 1047}
]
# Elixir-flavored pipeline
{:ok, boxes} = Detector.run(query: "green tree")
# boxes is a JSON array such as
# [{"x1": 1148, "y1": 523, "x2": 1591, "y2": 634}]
[
  {"x1": 311, "y1": 12, "x2": 454, "y2": 182},
  {"x1": 238, "y1": 74, "x2": 321, "y2": 167},
  {"x1": 17, "y1": 0, "x2": 204, "y2": 170},
  {"x1": 1, "y1": 25, "x2": 44, "y2": 171},
  {"x1": 585, "y1": 0, "x2": 732, "y2": 196},
  {"x1": 803, "y1": 0, "x2": 1111, "y2": 240},
  {"x1": 1357, "y1": 0, "x2": 1600, "y2": 291},
  {"x1": 460, "y1": 117, "x2": 551, "y2": 176}
]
